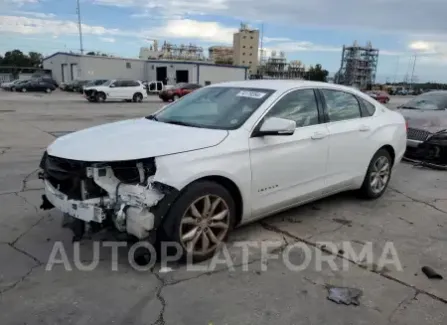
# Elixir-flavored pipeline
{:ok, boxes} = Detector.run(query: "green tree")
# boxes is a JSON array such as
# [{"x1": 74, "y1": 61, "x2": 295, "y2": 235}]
[
  {"x1": 28, "y1": 51, "x2": 43, "y2": 67},
  {"x1": 305, "y1": 63, "x2": 329, "y2": 82},
  {"x1": 0, "y1": 49, "x2": 44, "y2": 67}
]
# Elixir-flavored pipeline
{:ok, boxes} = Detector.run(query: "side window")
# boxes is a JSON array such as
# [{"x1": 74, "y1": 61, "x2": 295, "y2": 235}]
[
  {"x1": 358, "y1": 97, "x2": 376, "y2": 116},
  {"x1": 321, "y1": 89, "x2": 361, "y2": 122},
  {"x1": 129, "y1": 80, "x2": 139, "y2": 87},
  {"x1": 113, "y1": 81, "x2": 123, "y2": 87},
  {"x1": 265, "y1": 89, "x2": 320, "y2": 128}
]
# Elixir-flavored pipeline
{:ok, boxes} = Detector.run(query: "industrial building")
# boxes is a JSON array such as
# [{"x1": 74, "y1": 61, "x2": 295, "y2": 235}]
[
  {"x1": 139, "y1": 40, "x2": 206, "y2": 61},
  {"x1": 208, "y1": 46, "x2": 233, "y2": 64},
  {"x1": 233, "y1": 23, "x2": 259, "y2": 76},
  {"x1": 257, "y1": 51, "x2": 306, "y2": 79},
  {"x1": 335, "y1": 41, "x2": 379, "y2": 89},
  {"x1": 42, "y1": 52, "x2": 248, "y2": 86}
]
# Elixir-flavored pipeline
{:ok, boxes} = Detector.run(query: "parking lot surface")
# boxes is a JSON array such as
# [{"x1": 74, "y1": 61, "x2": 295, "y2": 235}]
[{"x1": 0, "y1": 91, "x2": 446, "y2": 324}]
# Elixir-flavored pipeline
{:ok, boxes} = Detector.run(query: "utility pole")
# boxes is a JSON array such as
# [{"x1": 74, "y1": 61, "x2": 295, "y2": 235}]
[
  {"x1": 409, "y1": 54, "x2": 417, "y2": 88},
  {"x1": 393, "y1": 56, "x2": 399, "y2": 83},
  {"x1": 76, "y1": 0, "x2": 84, "y2": 55},
  {"x1": 259, "y1": 23, "x2": 264, "y2": 76}
]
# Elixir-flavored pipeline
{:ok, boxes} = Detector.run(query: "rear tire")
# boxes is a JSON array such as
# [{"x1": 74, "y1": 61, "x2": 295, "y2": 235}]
[
  {"x1": 159, "y1": 180, "x2": 236, "y2": 263},
  {"x1": 359, "y1": 149, "x2": 392, "y2": 199},
  {"x1": 45, "y1": 88, "x2": 52, "y2": 93},
  {"x1": 21, "y1": 88, "x2": 27, "y2": 93},
  {"x1": 173, "y1": 94, "x2": 179, "y2": 101}
]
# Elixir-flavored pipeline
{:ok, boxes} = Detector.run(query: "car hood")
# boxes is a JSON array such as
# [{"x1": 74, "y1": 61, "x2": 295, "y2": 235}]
[
  {"x1": 47, "y1": 118, "x2": 229, "y2": 161},
  {"x1": 398, "y1": 108, "x2": 447, "y2": 133}
]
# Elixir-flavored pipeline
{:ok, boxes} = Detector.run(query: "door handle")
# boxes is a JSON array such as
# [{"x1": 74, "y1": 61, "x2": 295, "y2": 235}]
[
  {"x1": 359, "y1": 125, "x2": 371, "y2": 132},
  {"x1": 311, "y1": 132, "x2": 327, "y2": 140}
]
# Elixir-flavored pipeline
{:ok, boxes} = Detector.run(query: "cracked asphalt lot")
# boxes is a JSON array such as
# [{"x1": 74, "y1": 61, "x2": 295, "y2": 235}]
[{"x1": 0, "y1": 91, "x2": 446, "y2": 324}]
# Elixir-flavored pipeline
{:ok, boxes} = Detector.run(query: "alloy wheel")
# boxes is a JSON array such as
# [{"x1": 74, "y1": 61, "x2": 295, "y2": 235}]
[
  {"x1": 180, "y1": 195, "x2": 230, "y2": 256},
  {"x1": 369, "y1": 156, "x2": 390, "y2": 194}
]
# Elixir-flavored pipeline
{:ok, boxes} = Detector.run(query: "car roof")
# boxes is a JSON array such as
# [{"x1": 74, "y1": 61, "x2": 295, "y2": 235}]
[{"x1": 208, "y1": 80, "x2": 359, "y2": 93}]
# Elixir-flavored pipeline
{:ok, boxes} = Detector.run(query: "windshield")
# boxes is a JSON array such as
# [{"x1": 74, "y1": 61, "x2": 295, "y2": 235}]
[
  {"x1": 102, "y1": 80, "x2": 113, "y2": 86},
  {"x1": 152, "y1": 86, "x2": 276, "y2": 130},
  {"x1": 402, "y1": 93, "x2": 447, "y2": 110}
]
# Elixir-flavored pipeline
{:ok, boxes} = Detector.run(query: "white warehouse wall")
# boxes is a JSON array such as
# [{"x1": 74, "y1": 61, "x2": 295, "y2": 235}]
[
  {"x1": 43, "y1": 54, "x2": 81, "y2": 84},
  {"x1": 198, "y1": 65, "x2": 246, "y2": 85},
  {"x1": 146, "y1": 62, "x2": 198, "y2": 84},
  {"x1": 80, "y1": 56, "x2": 146, "y2": 81}
]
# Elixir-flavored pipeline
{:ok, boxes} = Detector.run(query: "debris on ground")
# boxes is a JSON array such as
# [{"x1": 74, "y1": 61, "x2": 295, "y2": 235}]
[
  {"x1": 421, "y1": 266, "x2": 443, "y2": 279},
  {"x1": 326, "y1": 286, "x2": 363, "y2": 306},
  {"x1": 332, "y1": 218, "x2": 353, "y2": 226},
  {"x1": 159, "y1": 266, "x2": 173, "y2": 273}
]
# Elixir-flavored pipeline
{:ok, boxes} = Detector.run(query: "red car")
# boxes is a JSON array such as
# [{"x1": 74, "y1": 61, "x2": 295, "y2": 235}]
[
  {"x1": 159, "y1": 83, "x2": 202, "y2": 102},
  {"x1": 367, "y1": 91, "x2": 390, "y2": 104}
]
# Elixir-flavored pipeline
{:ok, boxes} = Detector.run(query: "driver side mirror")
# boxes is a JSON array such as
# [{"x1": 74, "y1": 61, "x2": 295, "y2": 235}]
[
  {"x1": 253, "y1": 117, "x2": 296, "y2": 137},
  {"x1": 109, "y1": 84, "x2": 115, "y2": 88}
]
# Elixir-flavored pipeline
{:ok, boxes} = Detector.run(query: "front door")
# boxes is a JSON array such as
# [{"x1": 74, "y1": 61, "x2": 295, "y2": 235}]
[{"x1": 249, "y1": 88, "x2": 329, "y2": 219}]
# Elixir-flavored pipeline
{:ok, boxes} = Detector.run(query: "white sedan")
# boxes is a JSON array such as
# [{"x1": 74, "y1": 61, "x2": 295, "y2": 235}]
[{"x1": 39, "y1": 80, "x2": 407, "y2": 261}]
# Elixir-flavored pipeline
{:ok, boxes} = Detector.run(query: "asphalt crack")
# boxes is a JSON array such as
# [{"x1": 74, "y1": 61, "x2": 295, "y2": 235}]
[
  {"x1": 259, "y1": 221, "x2": 447, "y2": 305},
  {"x1": 389, "y1": 187, "x2": 447, "y2": 215},
  {"x1": 21, "y1": 168, "x2": 39, "y2": 192},
  {"x1": 387, "y1": 291, "x2": 419, "y2": 324},
  {"x1": 152, "y1": 272, "x2": 167, "y2": 325},
  {"x1": 0, "y1": 147, "x2": 11, "y2": 156},
  {"x1": 0, "y1": 244, "x2": 44, "y2": 296}
]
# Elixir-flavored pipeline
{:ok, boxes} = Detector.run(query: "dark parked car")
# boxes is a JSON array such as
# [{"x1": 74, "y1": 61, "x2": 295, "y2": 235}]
[
  {"x1": 159, "y1": 83, "x2": 202, "y2": 102},
  {"x1": 398, "y1": 91, "x2": 447, "y2": 165},
  {"x1": 14, "y1": 80, "x2": 56, "y2": 93},
  {"x1": 62, "y1": 80, "x2": 88, "y2": 92},
  {"x1": 10, "y1": 80, "x2": 31, "y2": 91}
]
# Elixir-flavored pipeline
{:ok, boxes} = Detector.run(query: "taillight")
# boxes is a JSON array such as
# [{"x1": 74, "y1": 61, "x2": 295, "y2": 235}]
[{"x1": 405, "y1": 121, "x2": 409, "y2": 130}]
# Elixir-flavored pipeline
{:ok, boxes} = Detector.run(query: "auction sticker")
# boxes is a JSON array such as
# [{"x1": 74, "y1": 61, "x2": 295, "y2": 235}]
[{"x1": 236, "y1": 91, "x2": 266, "y2": 99}]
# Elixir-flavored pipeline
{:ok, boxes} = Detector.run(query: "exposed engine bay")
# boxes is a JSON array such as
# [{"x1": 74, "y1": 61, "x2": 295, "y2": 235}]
[
  {"x1": 39, "y1": 152, "x2": 178, "y2": 240},
  {"x1": 404, "y1": 130, "x2": 447, "y2": 170}
]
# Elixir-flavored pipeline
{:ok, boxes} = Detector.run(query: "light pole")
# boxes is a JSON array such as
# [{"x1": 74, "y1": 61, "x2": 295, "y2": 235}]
[
  {"x1": 76, "y1": 0, "x2": 84, "y2": 55},
  {"x1": 409, "y1": 53, "x2": 417, "y2": 87}
]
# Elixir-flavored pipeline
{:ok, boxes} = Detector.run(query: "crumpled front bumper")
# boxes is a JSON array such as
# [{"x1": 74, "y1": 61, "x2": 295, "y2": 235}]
[{"x1": 44, "y1": 179, "x2": 108, "y2": 223}]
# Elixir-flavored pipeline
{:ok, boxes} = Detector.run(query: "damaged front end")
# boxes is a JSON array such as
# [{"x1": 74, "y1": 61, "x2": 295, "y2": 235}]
[
  {"x1": 39, "y1": 152, "x2": 178, "y2": 241},
  {"x1": 405, "y1": 129, "x2": 447, "y2": 169}
]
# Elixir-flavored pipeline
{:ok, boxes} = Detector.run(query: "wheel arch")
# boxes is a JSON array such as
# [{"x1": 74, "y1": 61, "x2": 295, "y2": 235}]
[
  {"x1": 377, "y1": 144, "x2": 396, "y2": 167},
  {"x1": 157, "y1": 174, "x2": 244, "y2": 231}
]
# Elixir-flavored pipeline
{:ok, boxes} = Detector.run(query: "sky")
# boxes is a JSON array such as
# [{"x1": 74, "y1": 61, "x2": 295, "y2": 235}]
[{"x1": 1, "y1": 0, "x2": 447, "y2": 82}]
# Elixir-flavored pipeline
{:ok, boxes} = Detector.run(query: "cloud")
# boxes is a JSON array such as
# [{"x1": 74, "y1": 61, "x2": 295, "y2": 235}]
[
  {"x1": 0, "y1": 15, "x2": 237, "y2": 44},
  {"x1": 91, "y1": 0, "x2": 447, "y2": 36},
  {"x1": 100, "y1": 37, "x2": 116, "y2": 43},
  {"x1": 4, "y1": 0, "x2": 38, "y2": 6},
  {"x1": 0, "y1": 15, "x2": 122, "y2": 36},
  {"x1": 12, "y1": 11, "x2": 56, "y2": 19},
  {"x1": 408, "y1": 40, "x2": 447, "y2": 65},
  {"x1": 263, "y1": 37, "x2": 291, "y2": 43},
  {"x1": 148, "y1": 19, "x2": 236, "y2": 43}
]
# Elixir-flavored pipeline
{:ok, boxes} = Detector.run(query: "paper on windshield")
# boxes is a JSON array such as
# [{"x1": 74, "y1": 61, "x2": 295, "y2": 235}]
[{"x1": 236, "y1": 90, "x2": 267, "y2": 99}]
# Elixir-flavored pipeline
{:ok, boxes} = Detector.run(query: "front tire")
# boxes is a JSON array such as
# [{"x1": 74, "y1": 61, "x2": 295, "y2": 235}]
[
  {"x1": 359, "y1": 149, "x2": 392, "y2": 199},
  {"x1": 133, "y1": 93, "x2": 143, "y2": 103},
  {"x1": 96, "y1": 92, "x2": 106, "y2": 102},
  {"x1": 160, "y1": 181, "x2": 236, "y2": 263},
  {"x1": 45, "y1": 88, "x2": 52, "y2": 93},
  {"x1": 21, "y1": 88, "x2": 27, "y2": 93},
  {"x1": 172, "y1": 94, "x2": 179, "y2": 101}
]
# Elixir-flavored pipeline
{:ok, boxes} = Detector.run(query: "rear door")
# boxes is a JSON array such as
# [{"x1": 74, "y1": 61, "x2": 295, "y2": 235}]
[{"x1": 317, "y1": 88, "x2": 376, "y2": 191}]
